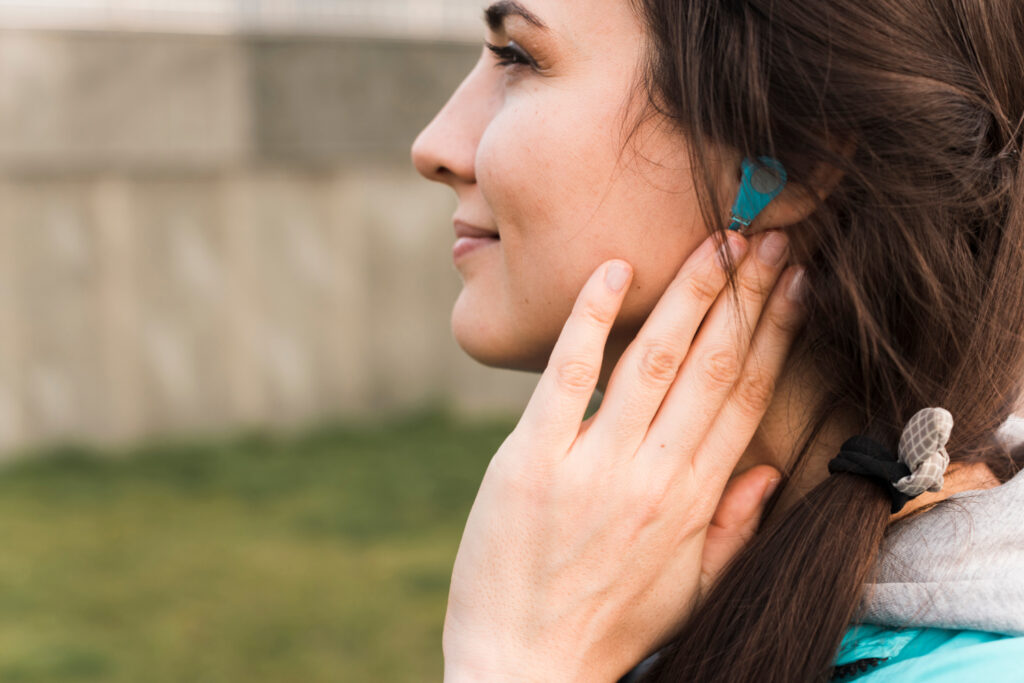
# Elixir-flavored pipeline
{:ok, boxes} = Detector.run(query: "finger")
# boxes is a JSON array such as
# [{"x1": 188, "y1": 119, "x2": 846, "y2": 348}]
[
  {"x1": 515, "y1": 260, "x2": 634, "y2": 453},
  {"x1": 641, "y1": 231, "x2": 791, "y2": 468},
  {"x1": 589, "y1": 232, "x2": 747, "y2": 456},
  {"x1": 699, "y1": 465, "x2": 781, "y2": 592},
  {"x1": 693, "y1": 266, "x2": 806, "y2": 483}
]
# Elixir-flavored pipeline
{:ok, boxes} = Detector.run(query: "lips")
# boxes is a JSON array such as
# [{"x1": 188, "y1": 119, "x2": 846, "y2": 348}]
[
  {"x1": 452, "y1": 220, "x2": 500, "y2": 262},
  {"x1": 454, "y1": 220, "x2": 500, "y2": 240}
]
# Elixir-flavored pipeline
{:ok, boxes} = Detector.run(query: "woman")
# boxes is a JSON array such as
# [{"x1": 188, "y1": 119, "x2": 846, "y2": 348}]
[{"x1": 412, "y1": 0, "x2": 1024, "y2": 681}]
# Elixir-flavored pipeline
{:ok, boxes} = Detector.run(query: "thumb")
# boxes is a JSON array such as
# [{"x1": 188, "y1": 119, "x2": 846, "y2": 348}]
[{"x1": 699, "y1": 465, "x2": 782, "y2": 593}]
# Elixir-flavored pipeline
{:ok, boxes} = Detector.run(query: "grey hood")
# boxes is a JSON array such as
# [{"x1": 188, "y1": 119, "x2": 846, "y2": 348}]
[{"x1": 860, "y1": 417, "x2": 1024, "y2": 636}]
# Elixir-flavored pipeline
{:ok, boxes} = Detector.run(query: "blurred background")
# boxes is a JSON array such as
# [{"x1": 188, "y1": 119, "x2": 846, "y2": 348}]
[{"x1": 0, "y1": 1, "x2": 537, "y2": 680}]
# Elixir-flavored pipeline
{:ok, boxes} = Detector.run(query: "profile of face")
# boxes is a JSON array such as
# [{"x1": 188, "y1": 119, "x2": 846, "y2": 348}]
[{"x1": 412, "y1": 0, "x2": 731, "y2": 374}]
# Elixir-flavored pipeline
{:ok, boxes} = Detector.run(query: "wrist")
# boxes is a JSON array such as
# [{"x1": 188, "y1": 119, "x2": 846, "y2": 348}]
[
  {"x1": 444, "y1": 652, "x2": 623, "y2": 683},
  {"x1": 442, "y1": 622, "x2": 629, "y2": 682},
  {"x1": 443, "y1": 668, "x2": 529, "y2": 683},
  {"x1": 443, "y1": 660, "x2": 538, "y2": 683}
]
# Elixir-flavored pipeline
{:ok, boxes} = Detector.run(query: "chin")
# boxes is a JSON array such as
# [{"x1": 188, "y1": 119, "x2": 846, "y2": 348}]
[{"x1": 450, "y1": 293, "x2": 550, "y2": 373}]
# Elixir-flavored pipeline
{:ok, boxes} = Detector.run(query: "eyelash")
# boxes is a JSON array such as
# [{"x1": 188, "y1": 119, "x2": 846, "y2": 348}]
[{"x1": 485, "y1": 40, "x2": 537, "y2": 69}]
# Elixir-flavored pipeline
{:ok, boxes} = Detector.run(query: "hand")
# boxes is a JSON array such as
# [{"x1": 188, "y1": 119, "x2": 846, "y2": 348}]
[{"x1": 443, "y1": 231, "x2": 805, "y2": 682}]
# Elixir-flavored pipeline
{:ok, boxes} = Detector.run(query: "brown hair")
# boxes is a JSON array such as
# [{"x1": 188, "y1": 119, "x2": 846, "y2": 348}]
[{"x1": 629, "y1": 1, "x2": 1024, "y2": 681}]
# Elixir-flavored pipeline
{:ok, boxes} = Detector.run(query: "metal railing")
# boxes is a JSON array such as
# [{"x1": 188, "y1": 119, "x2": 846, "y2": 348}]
[{"x1": 0, "y1": 0, "x2": 485, "y2": 40}]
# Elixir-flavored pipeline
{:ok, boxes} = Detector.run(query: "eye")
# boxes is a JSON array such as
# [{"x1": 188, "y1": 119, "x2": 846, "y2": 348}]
[{"x1": 485, "y1": 40, "x2": 538, "y2": 70}]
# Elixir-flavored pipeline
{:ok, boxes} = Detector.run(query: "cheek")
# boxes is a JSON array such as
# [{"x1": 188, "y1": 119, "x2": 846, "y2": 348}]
[
  {"x1": 476, "y1": 102, "x2": 567, "y2": 237},
  {"x1": 475, "y1": 91, "x2": 633, "y2": 286},
  {"x1": 478, "y1": 93, "x2": 706, "y2": 292},
  {"x1": 466, "y1": 85, "x2": 713, "y2": 369},
  {"x1": 478, "y1": 89, "x2": 624, "y2": 224},
  {"x1": 465, "y1": 102, "x2": 620, "y2": 367}
]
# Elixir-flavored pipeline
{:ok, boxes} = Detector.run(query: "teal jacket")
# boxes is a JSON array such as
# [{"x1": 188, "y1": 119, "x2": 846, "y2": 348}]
[
  {"x1": 834, "y1": 624, "x2": 1024, "y2": 681},
  {"x1": 618, "y1": 625, "x2": 1024, "y2": 682}
]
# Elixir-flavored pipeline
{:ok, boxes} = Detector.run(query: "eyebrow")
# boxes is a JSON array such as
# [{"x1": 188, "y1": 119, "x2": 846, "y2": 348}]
[{"x1": 484, "y1": 1, "x2": 548, "y2": 31}]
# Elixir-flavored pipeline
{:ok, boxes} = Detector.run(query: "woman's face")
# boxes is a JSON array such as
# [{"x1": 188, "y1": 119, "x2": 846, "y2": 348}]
[{"x1": 413, "y1": 0, "x2": 728, "y2": 374}]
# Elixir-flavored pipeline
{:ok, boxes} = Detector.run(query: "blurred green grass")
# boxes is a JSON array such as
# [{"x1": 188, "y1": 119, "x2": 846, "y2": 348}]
[{"x1": 0, "y1": 409, "x2": 515, "y2": 683}]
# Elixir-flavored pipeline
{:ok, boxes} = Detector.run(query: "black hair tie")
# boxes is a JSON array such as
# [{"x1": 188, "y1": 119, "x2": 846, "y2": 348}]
[{"x1": 827, "y1": 435, "x2": 913, "y2": 514}]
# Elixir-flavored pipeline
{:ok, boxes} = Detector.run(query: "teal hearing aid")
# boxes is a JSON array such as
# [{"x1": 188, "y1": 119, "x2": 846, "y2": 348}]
[{"x1": 727, "y1": 156, "x2": 787, "y2": 232}]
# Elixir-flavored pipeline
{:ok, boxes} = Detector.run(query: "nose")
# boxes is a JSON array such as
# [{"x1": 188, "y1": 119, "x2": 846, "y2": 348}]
[{"x1": 412, "y1": 55, "x2": 493, "y2": 188}]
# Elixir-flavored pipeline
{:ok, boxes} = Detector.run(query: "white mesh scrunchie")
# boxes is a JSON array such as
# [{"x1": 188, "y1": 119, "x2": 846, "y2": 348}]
[{"x1": 894, "y1": 407, "x2": 954, "y2": 497}]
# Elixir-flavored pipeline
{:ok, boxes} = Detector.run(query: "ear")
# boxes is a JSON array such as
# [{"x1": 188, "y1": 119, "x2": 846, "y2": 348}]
[{"x1": 747, "y1": 158, "x2": 847, "y2": 231}]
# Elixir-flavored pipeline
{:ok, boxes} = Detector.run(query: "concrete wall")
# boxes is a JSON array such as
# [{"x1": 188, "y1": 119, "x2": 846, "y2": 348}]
[
  {"x1": 0, "y1": 1, "x2": 485, "y2": 41},
  {"x1": 0, "y1": 30, "x2": 538, "y2": 454}
]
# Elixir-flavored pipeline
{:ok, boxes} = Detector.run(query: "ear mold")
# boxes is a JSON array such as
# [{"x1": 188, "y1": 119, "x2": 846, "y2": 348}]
[{"x1": 727, "y1": 157, "x2": 788, "y2": 233}]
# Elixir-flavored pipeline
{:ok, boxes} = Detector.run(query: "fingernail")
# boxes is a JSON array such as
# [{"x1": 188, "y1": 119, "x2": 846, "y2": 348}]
[
  {"x1": 757, "y1": 231, "x2": 789, "y2": 266},
  {"x1": 786, "y1": 267, "x2": 806, "y2": 302},
  {"x1": 716, "y1": 232, "x2": 748, "y2": 268},
  {"x1": 605, "y1": 261, "x2": 631, "y2": 292},
  {"x1": 762, "y1": 477, "x2": 783, "y2": 504}
]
